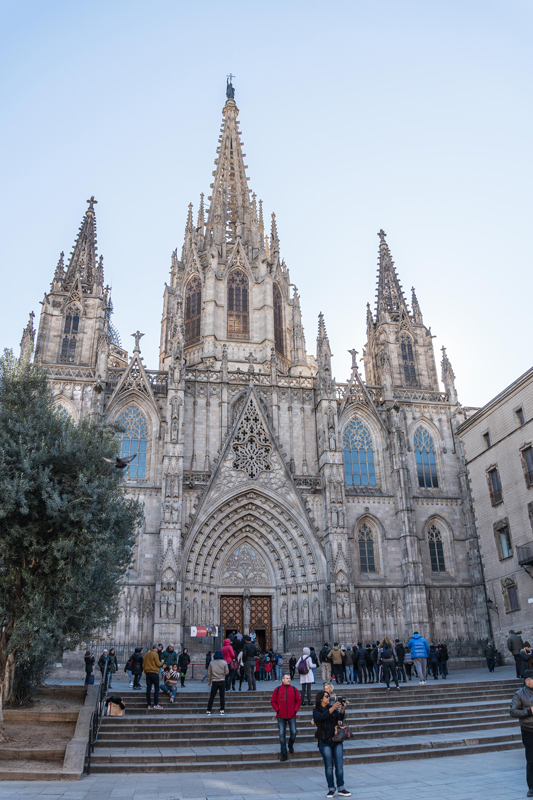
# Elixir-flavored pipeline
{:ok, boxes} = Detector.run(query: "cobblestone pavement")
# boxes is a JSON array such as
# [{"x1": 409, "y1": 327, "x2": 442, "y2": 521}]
[{"x1": 0, "y1": 749, "x2": 528, "y2": 800}]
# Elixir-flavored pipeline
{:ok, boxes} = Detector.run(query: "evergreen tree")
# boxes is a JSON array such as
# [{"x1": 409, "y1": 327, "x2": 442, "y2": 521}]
[{"x1": 0, "y1": 351, "x2": 143, "y2": 739}]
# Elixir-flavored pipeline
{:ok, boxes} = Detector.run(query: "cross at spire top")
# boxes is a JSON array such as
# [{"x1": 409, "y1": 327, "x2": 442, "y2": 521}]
[{"x1": 87, "y1": 196, "x2": 97, "y2": 210}]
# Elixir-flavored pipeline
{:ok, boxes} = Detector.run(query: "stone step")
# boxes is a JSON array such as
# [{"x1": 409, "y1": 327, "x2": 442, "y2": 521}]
[
  {"x1": 88, "y1": 732, "x2": 522, "y2": 773},
  {"x1": 96, "y1": 718, "x2": 517, "y2": 748}
]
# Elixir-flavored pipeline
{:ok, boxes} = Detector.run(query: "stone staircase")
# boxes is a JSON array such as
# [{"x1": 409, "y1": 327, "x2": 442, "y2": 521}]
[{"x1": 88, "y1": 678, "x2": 522, "y2": 773}]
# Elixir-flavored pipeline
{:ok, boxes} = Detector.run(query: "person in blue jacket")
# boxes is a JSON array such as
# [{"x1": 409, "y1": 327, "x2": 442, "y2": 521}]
[{"x1": 407, "y1": 631, "x2": 430, "y2": 684}]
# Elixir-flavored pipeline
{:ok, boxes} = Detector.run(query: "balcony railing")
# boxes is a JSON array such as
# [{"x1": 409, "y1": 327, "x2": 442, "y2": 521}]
[{"x1": 517, "y1": 541, "x2": 533, "y2": 566}]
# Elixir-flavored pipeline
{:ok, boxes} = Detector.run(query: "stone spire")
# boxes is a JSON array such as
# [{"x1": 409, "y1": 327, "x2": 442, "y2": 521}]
[
  {"x1": 366, "y1": 302, "x2": 374, "y2": 336},
  {"x1": 317, "y1": 312, "x2": 333, "y2": 390},
  {"x1": 290, "y1": 286, "x2": 307, "y2": 368},
  {"x1": 51, "y1": 252, "x2": 65, "y2": 290},
  {"x1": 375, "y1": 229, "x2": 410, "y2": 323},
  {"x1": 411, "y1": 286, "x2": 423, "y2": 324},
  {"x1": 206, "y1": 81, "x2": 254, "y2": 248},
  {"x1": 441, "y1": 346, "x2": 457, "y2": 403},
  {"x1": 270, "y1": 212, "x2": 280, "y2": 260},
  {"x1": 19, "y1": 311, "x2": 35, "y2": 360},
  {"x1": 181, "y1": 202, "x2": 194, "y2": 261},
  {"x1": 63, "y1": 197, "x2": 99, "y2": 291}
]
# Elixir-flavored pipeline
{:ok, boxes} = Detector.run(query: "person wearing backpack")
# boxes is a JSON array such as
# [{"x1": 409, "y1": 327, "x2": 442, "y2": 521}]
[
  {"x1": 320, "y1": 643, "x2": 332, "y2": 684},
  {"x1": 296, "y1": 647, "x2": 315, "y2": 705},
  {"x1": 271, "y1": 672, "x2": 302, "y2": 761},
  {"x1": 378, "y1": 637, "x2": 400, "y2": 691}
]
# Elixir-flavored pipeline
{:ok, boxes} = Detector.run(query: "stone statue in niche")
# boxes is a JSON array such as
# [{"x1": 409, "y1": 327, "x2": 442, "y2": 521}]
[
  {"x1": 209, "y1": 597, "x2": 215, "y2": 623},
  {"x1": 301, "y1": 599, "x2": 309, "y2": 625},
  {"x1": 160, "y1": 592, "x2": 168, "y2": 618},
  {"x1": 343, "y1": 594, "x2": 350, "y2": 619},
  {"x1": 171, "y1": 500, "x2": 180, "y2": 524},
  {"x1": 165, "y1": 474, "x2": 172, "y2": 497},
  {"x1": 280, "y1": 600, "x2": 288, "y2": 625},
  {"x1": 171, "y1": 418, "x2": 179, "y2": 443},
  {"x1": 183, "y1": 596, "x2": 190, "y2": 627},
  {"x1": 243, "y1": 593, "x2": 251, "y2": 632},
  {"x1": 331, "y1": 505, "x2": 338, "y2": 527},
  {"x1": 312, "y1": 596, "x2": 320, "y2": 623},
  {"x1": 338, "y1": 506, "x2": 345, "y2": 528},
  {"x1": 327, "y1": 406, "x2": 336, "y2": 450},
  {"x1": 193, "y1": 597, "x2": 198, "y2": 623},
  {"x1": 201, "y1": 598, "x2": 206, "y2": 624},
  {"x1": 291, "y1": 599, "x2": 298, "y2": 625},
  {"x1": 163, "y1": 502, "x2": 171, "y2": 523},
  {"x1": 336, "y1": 594, "x2": 344, "y2": 619},
  {"x1": 168, "y1": 591, "x2": 176, "y2": 618}
]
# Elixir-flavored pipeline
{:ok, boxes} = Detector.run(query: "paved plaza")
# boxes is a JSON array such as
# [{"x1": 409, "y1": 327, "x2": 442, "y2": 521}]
[{"x1": 0, "y1": 749, "x2": 528, "y2": 800}]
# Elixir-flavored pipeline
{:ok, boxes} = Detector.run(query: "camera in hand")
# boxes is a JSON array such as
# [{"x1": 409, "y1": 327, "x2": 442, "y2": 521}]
[{"x1": 337, "y1": 696, "x2": 346, "y2": 705}]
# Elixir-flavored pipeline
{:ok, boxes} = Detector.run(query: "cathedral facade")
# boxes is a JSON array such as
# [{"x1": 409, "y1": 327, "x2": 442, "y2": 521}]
[{"x1": 26, "y1": 83, "x2": 490, "y2": 655}]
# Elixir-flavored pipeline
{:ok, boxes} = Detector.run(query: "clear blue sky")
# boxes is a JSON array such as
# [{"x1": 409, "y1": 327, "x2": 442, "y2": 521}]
[{"x1": 1, "y1": 0, "x2": 531, "y2": 407}]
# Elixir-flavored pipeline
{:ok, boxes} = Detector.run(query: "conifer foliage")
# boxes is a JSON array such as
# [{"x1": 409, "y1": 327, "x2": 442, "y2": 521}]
[{"x1": 0, "y1": 351, "x2": 143, "y2": 738}]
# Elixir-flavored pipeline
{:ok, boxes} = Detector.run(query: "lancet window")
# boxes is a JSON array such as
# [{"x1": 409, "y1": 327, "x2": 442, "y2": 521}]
[
  {"x1": 358, "y1": 522, "x2": 376, "y2": 573},
  {"x1": 117, "y1": 405, "x2": 148, "y2": 480},
  {"x1": 185, "y1": 276, "x2": 202, "y2": 346},
  {"x1": 228, "y1": 269, "x2": 249, "y2": 339},
  {"x1": 343, "y1": 418, "x2": 376, "y2": 487},
  {"x1": 60, "y1": 305, "x2": 80, "y2": 363},
  {"x1": 428, "y1": 524, "x2": 446, "y2": 572},
  {"x1": 414, "y1": 426, "x2": 439, "y2": 488},
  {"x1": 273, "y1": 283, "x2": 284, "y2": 356},
  {"x1": 400, "y1": 332, "x2": 417, "y2": 387}
]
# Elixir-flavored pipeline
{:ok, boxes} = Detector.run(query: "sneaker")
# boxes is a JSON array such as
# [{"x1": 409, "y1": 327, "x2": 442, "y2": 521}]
[
  {"x1": 338, "y1": 791, "x2": 352, "y2": 798},
  {"x1": 280, "y1": 753, "x2": 288, "y2": 762},
  {"x1": 396, "y1": 686, "x2": 401, "y2": 691},
  {"x1": 170, "y1": 697, "x2": 174, "y2": 703},
  {"x1": 147, "y1": 705, "x2": 153, "y2": 709},
  {"x1": 386, "y1": 687, "x2": 390, "y2": 692},
  {"x1": 526, "y1": 791, "x2": 533, "y2": 797},
  {"x1": 327, "y1": 790, "x2": 336, "y2": 798},
  {"x1": 288, "y1": 744, "x2": 294, "y2": 753},
  {"x1": 206, "y1": 711, "x2": 211, "y2": 716},
  {"x1": 220, "y1": 710, "x2": 225, "y2": 715},
  {"x1": 153, "y1": 705, "x2": 163, "y2": 709},
  {"x1": 129, "y1": 683, "x2": 133, "y2": 688}
]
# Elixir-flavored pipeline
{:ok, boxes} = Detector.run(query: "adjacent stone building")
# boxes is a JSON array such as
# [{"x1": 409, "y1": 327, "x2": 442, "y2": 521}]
[
  {"x1": 25, "y1": 80, "x2": 490, "y2": 655},
  {"x1": 457, "y1": 367, "x2": 533, "y2": 654}
]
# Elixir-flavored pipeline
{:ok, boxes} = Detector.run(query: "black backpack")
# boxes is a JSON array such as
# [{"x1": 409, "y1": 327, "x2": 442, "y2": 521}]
[{"x1": 381, "y1": 646, "x2": 394, "y2": 663}]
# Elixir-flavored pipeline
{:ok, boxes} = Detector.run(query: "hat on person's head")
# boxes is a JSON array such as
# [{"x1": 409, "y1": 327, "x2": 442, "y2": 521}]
[
  {"x1": 103, "y1": 649, "x2": 108, "y2": 653},
  {"x1": 158, "y1": 643, "x2": 163, "y2": 648},
  {"x1": 303, "y1": 647, "x2": 311, "y2": 655},
  {"x1": 524, "y1": 670, "x2": 533, "y2": 680},
  {"x1": 509, "y1": 630, "x2": 515, "y2": 635}
]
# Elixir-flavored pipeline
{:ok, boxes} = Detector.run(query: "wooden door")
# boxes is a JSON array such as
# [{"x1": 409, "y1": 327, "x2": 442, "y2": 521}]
[
  {"x1": 220, "y1": 595, "x2": 243, "y2": 637},
  {"x1": 250, "y1": 595, "x2": 272, "y2": 651}
]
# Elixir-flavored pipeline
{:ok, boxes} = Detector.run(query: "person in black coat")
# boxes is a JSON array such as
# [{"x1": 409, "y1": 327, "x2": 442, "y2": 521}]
[
  {"x1": 429, "y1": 645, "x2": 439, "y2": 680},
  {"x1": 355, "y1": 643, "x2": 368, "y2": 684},
  {"x1": 289, "y1": 655, "x2": 297, "y2": 679},
  {"x1": 365, "y1": 644, "x2": 374, "y2": 683},
  {"x1": 177, "y1": 648, "x2": 191, "y2": 687},
  {"x1": 131, "y1": 647, "x2": 144, "y2": 689},
  {"x1": 437, "y1": 643, "x2": 449, "y2": 679},
  {"x1": 312, "y1": 690, "x2": 351, "y2": 798},
  {"x1": 394, "y1": 640, "x2": 407, "y2": 683},
  {"x1": 84, "y1": 650, "x2": 95, "y2": 685}
]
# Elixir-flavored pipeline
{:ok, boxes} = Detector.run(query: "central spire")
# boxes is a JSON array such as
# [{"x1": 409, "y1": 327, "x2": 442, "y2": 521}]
[
  {"x1": 375, "y1": 229, "x2": 409, "y2": 323},
  {"x1": 206, "y1": 79, "x2": 254, "y2": 248}
]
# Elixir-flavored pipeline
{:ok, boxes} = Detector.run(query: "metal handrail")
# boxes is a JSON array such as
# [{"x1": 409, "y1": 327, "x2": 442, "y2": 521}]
[{"x1": 84, "y1": 662, "x2": 109, "y2": 775}]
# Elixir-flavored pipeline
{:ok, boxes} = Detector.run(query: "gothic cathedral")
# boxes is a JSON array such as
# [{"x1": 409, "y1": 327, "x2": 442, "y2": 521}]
[{"x1": 25, "y1": 82, "x2": 489, "y2": 655}]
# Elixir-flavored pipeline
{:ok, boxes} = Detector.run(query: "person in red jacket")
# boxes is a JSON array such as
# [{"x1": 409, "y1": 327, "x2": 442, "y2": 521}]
[
  {"x1": 221, "y1": 638, "x2": 236, "y2": 690},
  {"x1": 271, "y1": 673, "x2": 302, "y2": 761}
]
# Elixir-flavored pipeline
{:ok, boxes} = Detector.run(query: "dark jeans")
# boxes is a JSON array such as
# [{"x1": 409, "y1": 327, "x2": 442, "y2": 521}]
[
  {"x1": 244, "y1": 660, "x2": 256, "y2": 690},
  {"x1": 486, "y1": 657, "x2": 495, "y2": 672},
  {"x1": 522, "y1": 728, "x2": 533, "y2": 789},
  {"x1": 332, "y1": 664, "x2": 343, "y2": 683},
  {"x1": 396, "y1": 664, "x2": 407, "y2": 682},
  {"x1": 133, "y1": 673, "x2": 141, "y2": 688},
  {"x1": 439, "y1": 662, "x2": 448, "y2": 678},
  {"x1": 145, "y1": 672, "x2": 159, "y2": 706},
  {"x1": 430, "y1": 662, "x2": 439, "y2": 679},
  {"x1": 318, "y1": 739, "x2": 345, "y2": 791},
  {"x1": 180, "y1": 667, "x2": 187, "y2": 687},
  {"x1": 207, "y1": 680, "x2": 225, "y2": 711},
  {"x1": 357, "y1": 663, "x2": 368, "y2": 683},
  {"x1": 382, "y1": 662, "x2": 398, "y2": 688},
  {"x1": 301, "y1": 682, "x2": 312, "y2": 704},
  {"x1": 514, "y1": 654, "x2": 523, "y2": 678},
  {"x1": 405, "y1": 662, "x2": 413, "y2": 679},
  {"x1": 226, "y1": 668, "x2": 235, "y2": 690},
  {"x1": 277, "y1": 717, "x2": 297, "y2": 755},
  {"x1": 238, "y1": 666, "x2": 246, "y2": 689}
]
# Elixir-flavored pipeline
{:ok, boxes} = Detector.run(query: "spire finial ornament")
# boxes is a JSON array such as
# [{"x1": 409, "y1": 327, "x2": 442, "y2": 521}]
[
  {"x1": 87, "y1": 196, "x2": 97, "y2": 210},
  {"x1": 378, "y1": 228, "x2": 387, "y2": 244},
  {"x1": 131, "y1": 330, "x2": 144, "y2": 354},
  {"x1": 226, "y1": 74, "x2": 235, "y2": 101},
  {"x1": 348, "y1": 349, "x2": 359, "y2": 371}
]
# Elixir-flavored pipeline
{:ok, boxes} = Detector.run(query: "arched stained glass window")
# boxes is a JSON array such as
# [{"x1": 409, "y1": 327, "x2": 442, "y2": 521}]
[
  {"x1": 273, "y1": 283, "x2": 284, "y2": 356},
  {"x1": 358, "y1": 522, "x2": 376, "y2": 573},
  {"x1": 400, "y1": 332, "x2": 417, "y2": 387},
  {"x1": 414, "y1": 426, "x2": 439, "y2": 488},
  {"x1": 185, "y1": 276, "x2": 202, "y2": 346},
  {"x1": 117, "y1": 405, "x2": 148, "y2": 480},
  {"x1": 228, "y1": 269, "x2": 249, "y2": 339},
  {"x1": 343, "y1": 418, "x2": 376, "y2": 487},
  {"x1": 60, "y1": 305, "x2": 80, "y2": 363},
  {"x1": 428, "y1": 524, "x2": 446, "y2": 572}
]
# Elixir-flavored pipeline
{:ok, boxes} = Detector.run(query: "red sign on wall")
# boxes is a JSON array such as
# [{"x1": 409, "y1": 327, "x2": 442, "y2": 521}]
[{"x1": 190, "y1": 626, "x2": 218, "y2": 637}]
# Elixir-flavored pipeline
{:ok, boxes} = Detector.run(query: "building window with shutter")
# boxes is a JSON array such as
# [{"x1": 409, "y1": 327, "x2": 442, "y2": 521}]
[
  {"x1": 487, "y1": 467, "x2": 503, "y2": 506},
  {"x1": 502, "y1": 579, "x2": 520, "y2": 613},
  {"x1": 521, "y1": 445, "x2": 533, "y2": 489}
]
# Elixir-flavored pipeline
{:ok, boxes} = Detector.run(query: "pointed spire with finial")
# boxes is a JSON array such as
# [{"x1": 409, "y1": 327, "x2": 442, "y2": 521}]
[
  {"x1": 62, "y1": 197, "x2": 99, "y2": 290},
  {"x1": 95, "y1": 255, "x2": 104, "y2": 288},
  {"x1": 290, "y1": 285, "x2": 307, "y2": 367},
  {"x1": 181, "y1": 202, "x2": 194, "y2": 260},
  {"x1": 20, "y1": 311, "x2": 35, "y2": 361},
  {"x1": 366, "y1": 302, "x2": 374, "y2": 335},
  {"x1": 441, "y1": 346, "x2": 457, "y2": 403},
  {"x1": 51, "y1": 252, "x2": 65, "y2": 290},
  {"x1": 270, "y1": 212, "x2": 280, "y2": 259},
  {"x1": 411, "y1": 286, "x2": 423, "y2": 324},
  {"x1": 197, "y1": 193, "x2": 205, "y2": 233},
  {"x1": 258, "y1": 199, "x2": 264, "y2": 239},
  {"x1": 317, "y1": 312, "x2": 333, "y2": 387},
  {"x1": 375, "y1": 229, "x2": 410, "y2": 323}
]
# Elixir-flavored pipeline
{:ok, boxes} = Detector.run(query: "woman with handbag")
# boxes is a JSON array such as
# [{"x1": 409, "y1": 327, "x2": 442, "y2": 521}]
[
  {"x1": 160, "y1": 665, "x2": 179, "y2": 702},
  {"x1": 313, "y1": 690, "x2": 351, "y2": 798}
]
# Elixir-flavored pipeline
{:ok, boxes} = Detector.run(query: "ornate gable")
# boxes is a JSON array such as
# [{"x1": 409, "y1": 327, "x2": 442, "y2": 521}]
[{"x1": 107, "y1": 351, "x2": 159, "y2": 415}]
